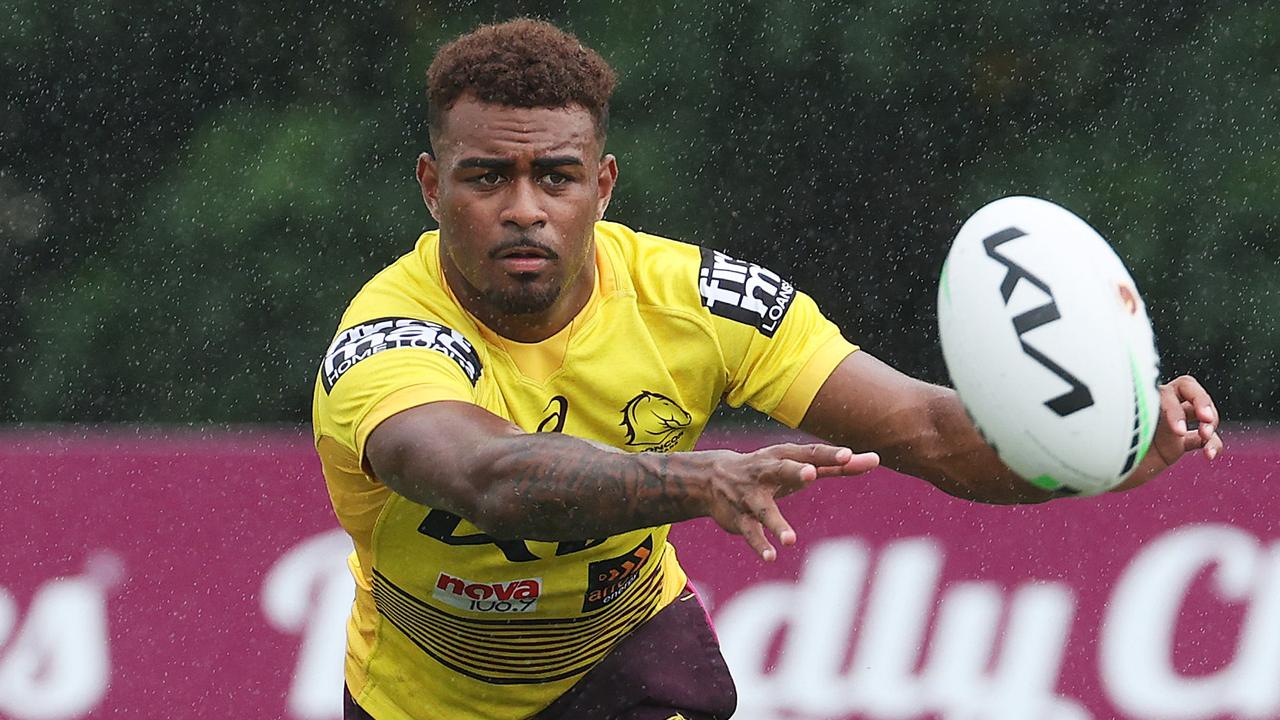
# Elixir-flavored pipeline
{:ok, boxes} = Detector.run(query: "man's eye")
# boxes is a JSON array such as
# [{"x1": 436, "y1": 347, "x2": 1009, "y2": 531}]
[
  {"x1": 472, "y1": 172, "x2": 504, "y2": 186},
  {"x1": 541, "y1": 173, "x2": 571, "y2": 186}
]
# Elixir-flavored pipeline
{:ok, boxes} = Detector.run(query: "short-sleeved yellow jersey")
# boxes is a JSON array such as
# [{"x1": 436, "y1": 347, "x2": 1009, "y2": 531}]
[{"x1": 312, "y1": 221, "x2": 857, "y2": 720}]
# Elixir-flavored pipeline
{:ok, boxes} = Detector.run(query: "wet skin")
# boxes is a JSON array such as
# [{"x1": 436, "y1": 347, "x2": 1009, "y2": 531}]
[{"x1": 416, "y1": 95, "x2": 618, "y2": 343}]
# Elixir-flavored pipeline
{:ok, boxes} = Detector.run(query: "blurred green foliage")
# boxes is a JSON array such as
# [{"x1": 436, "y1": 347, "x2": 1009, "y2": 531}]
[{"x1": 1, "y1": 0, "x2": 1276, "y2": 423}]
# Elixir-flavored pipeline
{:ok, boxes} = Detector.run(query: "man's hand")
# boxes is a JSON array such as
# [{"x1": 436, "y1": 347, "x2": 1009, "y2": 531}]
[
  {"x1": 800, "y1": 352, "x2": 1228, "y2": 503},
  {"x1": 1114, "y1": 374, "x2": 1224, "y2": 491},
  {"x1": 699, "y1": 443, "x2": 880, "y2": 562}
]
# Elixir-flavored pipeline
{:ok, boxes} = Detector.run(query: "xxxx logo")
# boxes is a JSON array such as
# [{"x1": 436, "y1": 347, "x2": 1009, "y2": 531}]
[{"x1": 620, "y1": 391, "x2": 691, "y2": 452}]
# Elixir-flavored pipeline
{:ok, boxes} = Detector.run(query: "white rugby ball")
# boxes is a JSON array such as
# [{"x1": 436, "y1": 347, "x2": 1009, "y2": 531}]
[{"x1": 937, "y1": 196, "x2": 1160, "y2": 495}]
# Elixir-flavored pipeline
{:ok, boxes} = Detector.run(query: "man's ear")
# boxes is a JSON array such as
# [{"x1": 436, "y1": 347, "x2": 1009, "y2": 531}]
[
  {"x1": 417, "y1": 152, "x2": 441, "y2": 221},
  {"x1": 597, "y1": 153, "x2": 619, "y2": 220}
]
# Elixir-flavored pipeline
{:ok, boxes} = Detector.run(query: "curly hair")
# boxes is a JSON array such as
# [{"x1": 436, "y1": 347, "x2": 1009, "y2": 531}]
[{"x1": 426, "y1": 19, "x2": 617, "y2": 144}]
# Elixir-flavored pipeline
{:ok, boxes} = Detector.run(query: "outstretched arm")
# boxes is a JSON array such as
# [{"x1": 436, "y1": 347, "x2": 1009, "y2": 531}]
[
  {"x1": 799, "y1": 351, "x2": 1223, "y2": 503},
  {"x1": 366, "y1": 401, "x2": 879, "y2": 559}
]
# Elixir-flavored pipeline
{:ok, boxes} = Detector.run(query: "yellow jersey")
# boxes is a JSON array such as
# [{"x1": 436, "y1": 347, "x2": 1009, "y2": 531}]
[{"x1": 311, "y1": 221, "x2": 857, "y2": 719}]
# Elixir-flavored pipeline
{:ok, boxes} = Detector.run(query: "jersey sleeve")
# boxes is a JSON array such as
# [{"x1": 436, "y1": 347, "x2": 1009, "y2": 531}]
[
  {"x1": 697, "y1": 248, "x2": 859, "y2": 427},
  {"x1": 314, "y1": 316, "x2": 484, "y2": 461}
]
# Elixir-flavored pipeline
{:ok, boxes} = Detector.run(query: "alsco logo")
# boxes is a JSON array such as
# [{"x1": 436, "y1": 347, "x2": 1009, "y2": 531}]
[{"x1": 432, "y1": 573, "x2": 541, "y2": 614}]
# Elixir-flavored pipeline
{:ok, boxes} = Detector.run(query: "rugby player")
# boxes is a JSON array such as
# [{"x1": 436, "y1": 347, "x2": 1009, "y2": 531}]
[{"x1": 312, "y1": 18, "x2": 1223, "y2": 720}]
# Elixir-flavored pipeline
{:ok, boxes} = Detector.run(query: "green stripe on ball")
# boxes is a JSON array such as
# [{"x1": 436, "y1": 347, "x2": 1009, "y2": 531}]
[{"x1": 1029, "y1": 474, "x2": 1062, "y2": 491}]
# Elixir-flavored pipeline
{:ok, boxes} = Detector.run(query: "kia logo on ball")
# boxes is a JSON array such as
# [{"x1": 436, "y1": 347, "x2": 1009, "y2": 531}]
[{"x1": 982, "y1": 226, "x2": 1095, "y2": 417}]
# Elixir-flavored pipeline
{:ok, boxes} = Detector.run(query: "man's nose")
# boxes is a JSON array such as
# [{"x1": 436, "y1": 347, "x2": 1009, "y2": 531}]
[{"x1": 500, "y1": 179, "x2": 548, "y2": 229}]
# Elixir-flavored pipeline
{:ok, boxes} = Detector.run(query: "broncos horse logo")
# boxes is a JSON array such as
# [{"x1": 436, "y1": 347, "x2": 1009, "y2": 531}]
[{"x1": 620, "y1": 391, "x2": 693, "y2": 452}]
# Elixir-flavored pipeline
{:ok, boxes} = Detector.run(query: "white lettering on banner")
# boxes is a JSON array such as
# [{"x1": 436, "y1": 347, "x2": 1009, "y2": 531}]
[
  {"x1": 261, "y1": 529, "x2": 354, "y2": 720},
  {"x1": 713, "y1": 537, "x2": 1088, "y2": 720},
  {"x1": 0, "y1": 552, "x2": 123, "y2": 720},
  {"x1": 266, "y1": 525, "x2": 1280, "y2": 720},
  {"x1": 1101, "y1": 524, "x2": 1280, "y2": 719}
]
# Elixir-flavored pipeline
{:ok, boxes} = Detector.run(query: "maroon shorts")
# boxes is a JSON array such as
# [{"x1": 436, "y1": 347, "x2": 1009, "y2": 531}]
[{"x1": 345, "y1": 587, "x2": 736, "y2": 720}]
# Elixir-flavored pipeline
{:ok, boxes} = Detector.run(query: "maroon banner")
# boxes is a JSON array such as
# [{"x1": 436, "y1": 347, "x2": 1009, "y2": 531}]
[
  {"x1": 1, "y1": 428, "x2": 1276, "y2": 719},
  {"x1": 682, "y1": 432, "x2": 1280, "y2": 720}
]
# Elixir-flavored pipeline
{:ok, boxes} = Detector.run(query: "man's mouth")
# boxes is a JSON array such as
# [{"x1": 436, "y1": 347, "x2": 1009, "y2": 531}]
[
  {"x1": 496, "y1": 246, "x2": 551, "y2": 259},
  {"x1": 492, "y1": 240, "x2": 557, "y2": 273}
]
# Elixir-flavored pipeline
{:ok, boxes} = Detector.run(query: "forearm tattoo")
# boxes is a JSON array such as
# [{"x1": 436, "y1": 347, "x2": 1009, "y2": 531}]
[{"x1": 484, "y1": 434, "x2": 706, "y2": 540}]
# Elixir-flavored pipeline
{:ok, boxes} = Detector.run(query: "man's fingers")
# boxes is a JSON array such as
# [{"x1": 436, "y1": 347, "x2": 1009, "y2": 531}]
[
  {"x1": 760, "y1": 443, "x2": 880, "y2": 478},
  {"x1": 1189, "y1": 424, "x2": 1224, "y2": 460},
  {"x1": 1163, "y1": 375, "x2": 1222, "y2": 461},
  {"x1": 842, "y1": 451, "x2": 881, "y2": 475},
  {"x1": 1177, "y1": 397, "x2": 1217, "y2": 451},
  {"x1": 1180, "y1": 400, "x2": 1197, "y2": 421},
  {"x1": 814, "y1": 461, "x2": 855, "y2": 474},
  {"x1": 814, "y1": 451, "x2": 882, "y2": 478},
  {"x1": 745, "y1": 494, "x2": 796, "y2": 547},
  {"x1": 1200, "y1": 421, "x2": 1217, "y2": 443},
  {"x1": 1180, "y1": 425, "x2": 1224, "y2": 458},
  {"x1": 1204, "y1": 431, "x2": 1224, "y2": 461},
  {"x1": 736, "y1": 515, "x2": 777, "y2": 562},
  {"x1": 765, "y1": 442, "x2": 853, "y2": 470},
  {"x1": 1182, "y1": 431, "x2": 1206, "y2": 452},
  {"x1": 1159, "y1": 383, "x2": 1188, "y2": 436},
  {"x1": 1170, "y1": 375, "x2": 1219, "y2": 427},
  {"x1": 727, "y1": 445, "x2": 882, "y2": 562},
  {"x1": 767, "y1": 458, "x2": 817, "y2": 495}
]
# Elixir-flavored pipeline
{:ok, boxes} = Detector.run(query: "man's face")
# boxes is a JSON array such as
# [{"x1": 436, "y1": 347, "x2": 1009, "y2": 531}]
[{"x1": 418, "y1": 96, "x2": 617, "y2": 323}]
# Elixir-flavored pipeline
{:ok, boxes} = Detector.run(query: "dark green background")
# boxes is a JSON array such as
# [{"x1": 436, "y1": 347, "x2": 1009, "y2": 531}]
[{"x1": 2, "y1": 1, "x2": 1276, "y2": 424}]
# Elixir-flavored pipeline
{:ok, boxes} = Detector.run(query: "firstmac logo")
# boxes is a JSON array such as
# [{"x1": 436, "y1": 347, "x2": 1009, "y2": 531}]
[{"x1": 698, "y1": 248, "x2": 796, "y2": 337}]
